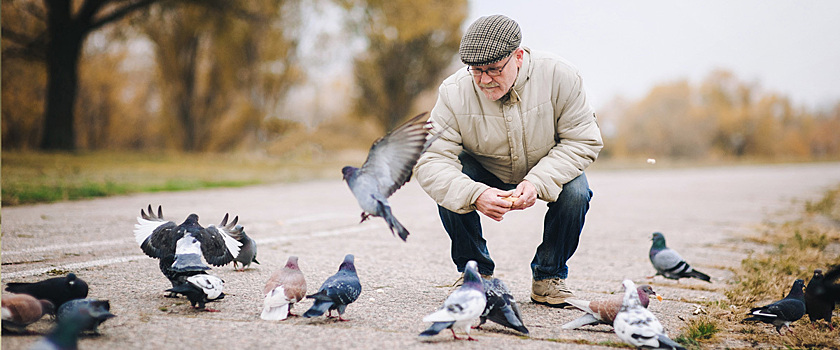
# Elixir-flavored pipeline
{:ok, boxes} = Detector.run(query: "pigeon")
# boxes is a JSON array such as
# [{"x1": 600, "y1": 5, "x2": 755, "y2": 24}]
[
  {"x1": 342, "y1": 112, "x2": 443, "y2": 241},
  {"x1": 5, "y1": 273, "x2": 88, "y2": 309},
  {"x1": 1, "y1": 293, "x2": 54, "y2": 333},
  {"x1": 261, "y1": 256, "x2": 307, "y2": 321},
  {"x1": 649, "y1": 232, "x2": 711, "y2": 282},
  {"x1": 302, "y1": 254, "x2": 361, "y2": 321},
  {"x1": 744, "y1": 279, "x2": 807, "y2": 334},
  {"x1": 133, "y1": 205, "x2": 241, "y2": 293},
  {"x1": 229, "y1": 225, "x2": 259, "y2": 271},
  {"x1": 613, "y1": 280, "x2": 686, "y2": 350},
  {"x1": 804, "y1": 266, "x2": 840, "y2": 329},
  {"x1": 420, "y1": 260, "x2": 487, "y2": 341},
  {"x1": 56, "y1": 298, "x2": 115, "y2": 334},
  {"x1": 562, "y1": 284, "x2": 661, "y2": 330},
  {"x1": 28, "y1": 303, "x2": 95, "y2": 350},
  {"x1": 165, "y1": 273, "x2": 225, "y2": 312},
  {"x1": 475, "y1": 277, "x2": 528, "y2": 335}
]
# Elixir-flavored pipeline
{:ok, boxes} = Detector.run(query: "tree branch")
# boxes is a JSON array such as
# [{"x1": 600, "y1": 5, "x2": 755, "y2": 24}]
[{"x1": 86, "y1": 0, "x2": 160, "y2": 33}]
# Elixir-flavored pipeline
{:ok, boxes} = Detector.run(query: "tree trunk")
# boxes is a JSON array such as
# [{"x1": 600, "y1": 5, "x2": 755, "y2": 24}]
[{"x1": 40, "y1": 2, "x2": 85, "y2": 151}]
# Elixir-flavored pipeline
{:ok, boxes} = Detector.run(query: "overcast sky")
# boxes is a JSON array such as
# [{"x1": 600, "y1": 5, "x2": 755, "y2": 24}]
[{"x1": 467, "y1": 1, "x2": 840, "y2": 111}]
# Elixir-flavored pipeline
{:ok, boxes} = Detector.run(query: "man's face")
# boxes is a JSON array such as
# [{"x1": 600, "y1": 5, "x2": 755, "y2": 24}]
[{"x1": 469, "y1": 48, "x2": 523, "y2": 101}]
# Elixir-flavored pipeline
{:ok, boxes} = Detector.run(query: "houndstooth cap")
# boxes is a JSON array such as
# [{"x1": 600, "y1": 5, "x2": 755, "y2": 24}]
[{"x1": 459, "y1": 15, "x2": 521, "y2": 66}]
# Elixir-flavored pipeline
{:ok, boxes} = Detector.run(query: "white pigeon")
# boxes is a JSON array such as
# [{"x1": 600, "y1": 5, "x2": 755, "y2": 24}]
[
  {"x1": 613, "y1": 280, "x2": 686, "y2": 350},
  {"x1": 420, "y1": 261, "x2": 486, "y2": 341}
]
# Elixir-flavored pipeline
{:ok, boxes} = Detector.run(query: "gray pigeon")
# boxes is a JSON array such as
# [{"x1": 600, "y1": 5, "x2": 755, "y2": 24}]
[
  {"x1": 476, "y1": 277, "x2": 528, "y2": 335},
  {"x1": 230, "y1": 225, "x2": 259, "y2": 271},
  {"x1": 1, "y1": 293, "x2": 54, "y2": 333},
  {"x1": 28, "y1": 306, "x2": 94, "y2": 350},
  {"x1": 342, "y1": 112, "x2": 442, "y2": 241},
  {"x1": 562, "y1": 284, "x2": 660, "y2": 330},
  {"x1": 649, "y1": 232, "x2": 711, "y2": 282},
  {"x1": 420, "y1": 260, "x2": 487, "y2": 341},
  {"x1": 302, "y1": 254, "x2": 361, "y2": 321},
  {"x1": 613, "y1": 280, "x2": 686, "y2": 350},
  {"x1": 744, "y1": 279, "x2": 806, "y2": 334},
  {"x1": 133, "y1": 205, "x2": 241, "y2": 294},
  {"x1": 56, "y1": 298, "x2": 115, "y2": 334},
  {"x1": 5, "y1": 273, "x2": 88, "y2": 309},
  {"x1": 261, "y1": 256, "x2": 307, "y2": 321}
]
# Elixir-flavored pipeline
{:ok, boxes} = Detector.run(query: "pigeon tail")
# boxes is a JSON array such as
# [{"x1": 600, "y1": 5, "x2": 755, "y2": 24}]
[
  {"x1": 261, "y1": 287, "x2": 291, "y2": 321},
  {"x1": 419, "y1": 321, "x2": 454, "y2": 337},
  {"x1": 561, "y1": 313, "x2": 600, "y2": 329},
  {"x1": 487, "y1": 305, "x2": 529, "y2": 334},
  {"x1": 687, "y1": 269, "x2": 711, "y2": 282},
  {"x1": 657, "y1": 334, "x2": 688, "y2": 350},
  {"x1": 302, "y1": 299, "x2": 332, "y2": 318},
  {"x1": 378, "y1": 201, "x2": 409, "y2": 241}
]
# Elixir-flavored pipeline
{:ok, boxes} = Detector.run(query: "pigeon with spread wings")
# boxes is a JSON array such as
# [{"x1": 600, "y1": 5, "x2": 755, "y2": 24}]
[
  {"x1": 133, "y1": 205, "x2": 242, "y2": 294},
  {"x1": 341, "y1": 112, "x2": 443, "y2": 241}
]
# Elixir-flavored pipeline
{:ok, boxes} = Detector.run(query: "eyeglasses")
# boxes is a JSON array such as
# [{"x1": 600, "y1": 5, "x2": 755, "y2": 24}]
[{"x1": 467, "y1": 54, "x2": 513, "y2": 77}]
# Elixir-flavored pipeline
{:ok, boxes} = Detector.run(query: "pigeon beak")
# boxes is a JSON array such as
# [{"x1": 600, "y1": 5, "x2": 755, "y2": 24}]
[{"x1": 656, "y1": 295, "x2": 663, "y2": 302}]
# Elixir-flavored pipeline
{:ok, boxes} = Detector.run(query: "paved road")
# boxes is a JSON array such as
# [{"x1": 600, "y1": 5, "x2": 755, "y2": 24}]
[{"x1": 3, "y1": 162, "x2": 840, "y2": 349}]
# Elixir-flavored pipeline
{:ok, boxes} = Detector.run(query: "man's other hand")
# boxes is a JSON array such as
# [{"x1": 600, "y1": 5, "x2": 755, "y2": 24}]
[
  {"x1": 475, "y1": 188, "x2": 514, "y2": 221},
  {"x1": 510, "y1": 180, "x2": 537, "y2": 210}
]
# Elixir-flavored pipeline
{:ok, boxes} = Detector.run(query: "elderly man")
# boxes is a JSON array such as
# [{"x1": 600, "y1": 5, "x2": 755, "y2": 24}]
[{"x1": 414, "y1": 15, "x2": 603, "y2": 307}]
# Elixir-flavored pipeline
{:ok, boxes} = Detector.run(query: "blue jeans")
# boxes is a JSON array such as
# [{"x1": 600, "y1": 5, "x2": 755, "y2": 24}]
[{"x1": 438, "y1": 153, "x2": 592, "y2": 280}]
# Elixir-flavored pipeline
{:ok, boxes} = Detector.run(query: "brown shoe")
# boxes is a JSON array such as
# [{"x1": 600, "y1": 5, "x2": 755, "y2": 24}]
[
  {"x1": 451, "y1": 272, "x2": 493, "y2": 290},
  {"x1": 531, "y1": 278, "x2": 575, "y2": 307}
]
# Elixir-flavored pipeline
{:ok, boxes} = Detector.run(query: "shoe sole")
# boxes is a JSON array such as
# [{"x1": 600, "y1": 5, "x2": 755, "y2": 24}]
[{"x1": 530, "y1": 297, "x2": 572, "y2": 308}]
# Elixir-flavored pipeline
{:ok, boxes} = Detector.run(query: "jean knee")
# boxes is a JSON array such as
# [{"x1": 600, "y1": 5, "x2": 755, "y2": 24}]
[{"x1": 557, "y1": 175, "x2": 592, "y2": 207}]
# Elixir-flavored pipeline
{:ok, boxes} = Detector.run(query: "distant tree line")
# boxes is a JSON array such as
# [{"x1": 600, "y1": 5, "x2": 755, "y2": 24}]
[
  {"x1": 600, "y1": 70, "x2": 840, "y2": 160},
  {"x1": 1, "y1": 0, "x2": 467, "y2": 151}
]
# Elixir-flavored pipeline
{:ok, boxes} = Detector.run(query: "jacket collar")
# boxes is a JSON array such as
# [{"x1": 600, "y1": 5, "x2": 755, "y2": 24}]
[{"x1": 504, "y1": 47, "x2": 531, "y2": 104}]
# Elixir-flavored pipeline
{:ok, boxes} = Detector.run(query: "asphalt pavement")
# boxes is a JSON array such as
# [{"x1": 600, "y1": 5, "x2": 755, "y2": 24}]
[{"x1": 3, "y1": 162, "x2": 840, "y2": 349}]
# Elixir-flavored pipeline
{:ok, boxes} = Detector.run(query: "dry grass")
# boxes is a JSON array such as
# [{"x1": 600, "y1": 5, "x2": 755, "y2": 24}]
[{"x1": 706, "y1": 185, "x2": 840, "y2": 349}]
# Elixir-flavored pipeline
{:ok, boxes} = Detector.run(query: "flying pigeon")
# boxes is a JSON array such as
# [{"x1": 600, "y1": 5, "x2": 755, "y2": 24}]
[
  {"x1": 1, "y1": 293, "x2": 54, "y2": 333},
  {"x1": 133, "y1": 205, "x2": 241, "y2": 293},
  {"x1": 302, "y1": 254, "x2": 361, "y2": 321},
  {"x1": 420, "y1": 260, "x2": 487, "y2": 341},
  {"x1": 56, "y1": 298, "x2": 116, "y2": 334},
  {"x1": 165, "y1": 273, "x2": 225, "y2": 312},
  {"x1": 804, "y1": 266, "x2": 840, "y2": 329},
  {"x1": 475, "y1": 277, "x2": 528, "y2": 335},
  {"x1": 342, "y1": 112, "x2": 443, "y2": 241},
  {"x1": 28, "y1": 302, "x2": 96, "y2": 350},
  {"x1": 613, "y1": 280, "x2": 686, "y2": 350},
  {"x1": 649, "y1": 232, "x2": 711, "y2": 282},
  {"x1": 261, "y1": 256, "x2": 307, "y2": 321},
  {"x1": 562, "y1": 284, "x2": 661, "y2": 330},
  {"x1": 230, "y1": 225, "x2": 259, "y2": 271},
  {"x1": 5, "y1": 273, "x2": 88, "y2": 309},
  {"x1": 744, "y1": 279, "x2": 807, "y2": 334}
]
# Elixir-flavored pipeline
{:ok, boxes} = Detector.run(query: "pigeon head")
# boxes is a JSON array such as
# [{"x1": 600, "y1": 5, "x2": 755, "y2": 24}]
[
  {"x1": 182, "y1": 214, "x2": 200, "y2": 227},
  {"x1": 463, "y1": 261, "x2": 483, "y2": 289},
  {"x1": 650, "y1": 232, "x2": 667, "y2": 249},
  {"x1": 64, "y1": 273, "x2": 89, "y2": 299},
  {"x1": 338, "y1": 254, "x2": 356, "y2": 273},
  {"x1": 285, "y1": 256, "x2": 300, "y2": 270},
  {"x1": 341, "y1": 166, "x2": 358, "y2": 181},
  {"x1": 620, "y1": 280, "x2": 642, "y2": 309},
  {"x1": 636, "y1": 285, "x2": 662, "y2": 307},
  {"x1": 40, "y1": 300, "x2": 56, "y2": 316},
  {"x1": 811, "y1": 269, "x2": 824, "y2": 280},
  {"x1": 787, "y1": 279, "x2": 806, "y2": 300}
]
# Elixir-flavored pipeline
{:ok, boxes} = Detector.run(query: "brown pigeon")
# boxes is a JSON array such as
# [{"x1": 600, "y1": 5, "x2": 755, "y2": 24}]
[
  {"x1": 261, "y1": 256, "x2": 307, "y2": 320},
  {"x1": 1, "y1": 292, "x2": 55, "y2": 333},
  {"x1": 562, "y1": 285, "x2": 661, "y2": 329}
]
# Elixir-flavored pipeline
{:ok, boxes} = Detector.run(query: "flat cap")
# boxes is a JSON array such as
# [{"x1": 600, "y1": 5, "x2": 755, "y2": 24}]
[{"x1": 459, "y1": 15, "x2": 522, "y2": 66}]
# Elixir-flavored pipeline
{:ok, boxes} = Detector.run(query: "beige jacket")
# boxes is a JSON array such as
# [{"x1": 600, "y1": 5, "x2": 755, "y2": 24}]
[{"x1": 414, "y1": 48, "x2": 603, "y2": 213}]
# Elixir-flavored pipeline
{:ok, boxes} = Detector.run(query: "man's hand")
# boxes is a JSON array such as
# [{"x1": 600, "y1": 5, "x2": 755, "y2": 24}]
[
  {"x1": 510, "y1": 180, "x2": 537, "y2": 210},
  {"x1": 475, "y1": 188, "x2": 514, "y2": 221}
]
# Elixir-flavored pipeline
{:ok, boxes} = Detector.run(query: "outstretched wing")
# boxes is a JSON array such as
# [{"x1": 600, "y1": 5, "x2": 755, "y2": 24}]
[
  {"x1": 134, "y1": 205, "x2": 179, "y2": 259},
  {"x1": 197, "y1": 214, "x2": 242, "y2": 266},
  {"x1": 358, "y1": 112, "x2": 432, "y2": 198}
]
